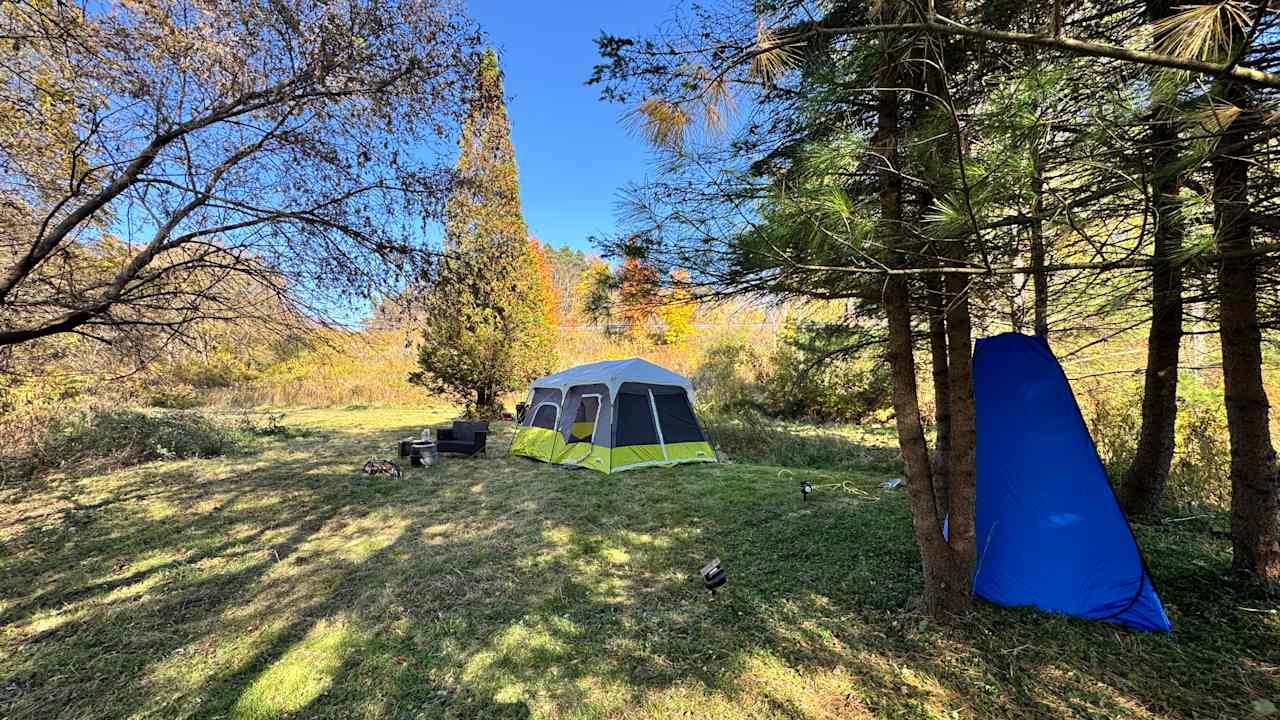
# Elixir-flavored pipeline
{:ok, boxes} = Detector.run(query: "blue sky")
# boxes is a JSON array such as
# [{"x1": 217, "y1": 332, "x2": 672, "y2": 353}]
[{"x1": 468, "y1": 0, "x2": 678, "y2": 255}]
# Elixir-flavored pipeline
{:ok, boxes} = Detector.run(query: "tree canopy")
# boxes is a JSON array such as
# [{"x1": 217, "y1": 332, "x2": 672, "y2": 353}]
[{"x1": 0, "y1": 0, "x2": 483, "y2": 353}]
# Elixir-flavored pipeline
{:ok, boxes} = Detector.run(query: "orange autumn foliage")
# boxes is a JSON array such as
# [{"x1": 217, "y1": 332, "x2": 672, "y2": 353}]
[{"x1": 528, "y1": 237, "x2": 561, "y2": 326}]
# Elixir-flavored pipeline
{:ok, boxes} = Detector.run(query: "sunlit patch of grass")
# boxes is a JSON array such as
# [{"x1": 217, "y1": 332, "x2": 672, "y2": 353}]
[
  {"x1": 542, "y1": 525, "x2": 574, "y2": 547},
  {"x1": 618, "y1": 529, "x2": 673, "y2": 548},
  {"x1": 731, "y1": 650, "x2": 877, "y2": 718},
  {"x1": 231, "y1": 616, "x2": 354, "y2": 719},
  {"x1": 464, "y1": 616, "x2": 579, "y2": 679}
]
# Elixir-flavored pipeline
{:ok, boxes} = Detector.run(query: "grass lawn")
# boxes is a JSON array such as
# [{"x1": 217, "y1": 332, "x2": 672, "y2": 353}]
[{"x1": 1, "y1": 406, "x2": 1276, "y2": 719}]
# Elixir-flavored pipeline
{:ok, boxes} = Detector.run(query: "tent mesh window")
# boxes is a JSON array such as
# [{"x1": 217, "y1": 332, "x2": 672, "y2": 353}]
[
  {"x1": 614, "y1": 387, "x2": 660, "y2": 446},
  {"x1": 522, "y1": 388, "x2": 561, "y2": 426},
  {"x1": 530, "y1": 404, "x2": 558, "y2": 430},
  {"x1": 569, "y1": 395, "x2": 601, "y2": 443},
  {"x1": 651, "y1": 388, "x2": 705, "y2": 443}
]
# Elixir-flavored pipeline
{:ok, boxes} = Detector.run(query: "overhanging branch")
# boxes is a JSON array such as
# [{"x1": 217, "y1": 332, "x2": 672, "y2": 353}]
[
  {"x1": 772, "y1": 19, "x2": 1280, "y2": 89},
  {"x1": 777, "y1": 242, "x2": 1280, "y2": 277}
]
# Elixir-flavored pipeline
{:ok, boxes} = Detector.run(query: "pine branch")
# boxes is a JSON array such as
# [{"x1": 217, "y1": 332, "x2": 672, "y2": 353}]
[{"x1": 753, "y1": 19, "x2": 1280, "y2": 89}]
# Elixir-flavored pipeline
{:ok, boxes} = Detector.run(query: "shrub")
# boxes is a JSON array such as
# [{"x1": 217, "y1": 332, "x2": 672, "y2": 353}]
[
  {"x1": 204, "y1": 330, "x2": 426, "y2": 407},
  {"x1": 1081, "y1": 378, "x2": 1143, "y2": 480},
  {"x1": 1167, "y1": 376, "x2": 1231, "y2": 511},
  {"x1": 1081, "y1": 373, "x2": 1231, "y2": 513},
  {"x1": 234, "y1": 411, "x2": 307, "y2": 438},
  {"x1": 145, "y1": 384, "x2": 203, "y2": 409},
  {"x1": 169, "y1": 350, "x2": 261, "y2": 389},
  {"x1": 765, "y1": 335, "x2": 892, "y2": 424},
  {"x1": 693, "y1": 340, "x2": 768, "y2": 415},
  {"x1": 0, "y1": 371, "x2": 93, "y2": 414},
  {"x1": 707, "y1": 320, "x2": 889, "y2": 424},
  {"x1": 1, "y1": 407, "x2": 240, "y2": 482}
]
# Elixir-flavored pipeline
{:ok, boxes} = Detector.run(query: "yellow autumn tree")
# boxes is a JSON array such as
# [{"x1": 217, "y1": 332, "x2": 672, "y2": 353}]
[{"x1": 657, "y1": 270, "x2": 695, "y2": 345}]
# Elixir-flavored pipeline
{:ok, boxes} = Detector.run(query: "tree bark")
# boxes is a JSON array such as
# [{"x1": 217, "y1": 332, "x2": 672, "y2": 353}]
[
  {"x1": 943, "y1": 271, "x2": 978, "y2": 584},
  {"x1": 476, "y1": 386, "x2": 495, "y2": 417},
  {"x1": 924, "y1": 0, "x2": 976, "y2": 594},
  {"x1": 1119, "y1": 92, "x2": 1184, "y2": 517},
  {"x1": 886, "y1": 276, "x2": 968, "y2": 616},
  {"x1": 1029, "y1": 143, "x2": 1049, "y2": 337},
  {"x1": 1214, "y1": 83, "x2": 1280, "y2": 583},
  {"x1": 876, "y1": 48, "x2": 968, "y2": 617},
  {"x1": 920, "y1": 0, "x2": 957, "y2": 524},
  {"x1": 926, "y1": 273, "x2": 951, "y2": 521}
]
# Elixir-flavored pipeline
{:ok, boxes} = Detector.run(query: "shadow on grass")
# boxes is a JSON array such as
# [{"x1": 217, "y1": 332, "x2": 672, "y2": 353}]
[{"x1": 0, "y1": 409, "x2": 1275, "y2": 719}]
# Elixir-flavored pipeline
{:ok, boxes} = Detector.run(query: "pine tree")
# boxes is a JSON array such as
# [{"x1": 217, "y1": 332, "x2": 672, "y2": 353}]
[{"x1": 411, "y1": 50, "x2": 555, "y2": 416}]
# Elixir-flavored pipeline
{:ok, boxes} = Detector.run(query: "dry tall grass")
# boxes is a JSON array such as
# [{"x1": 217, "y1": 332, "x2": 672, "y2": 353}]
[
  {"x1": 205, "y1": 331, "x2": 426, "y2": 407},
  {"x1": 207, "y1": 319, "x2": 783, "y2": 409}
]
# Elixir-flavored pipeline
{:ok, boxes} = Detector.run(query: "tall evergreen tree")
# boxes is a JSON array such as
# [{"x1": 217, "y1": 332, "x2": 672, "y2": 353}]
[{"x1": 411, "y1": 50, "x2": 554, "y2": 416}]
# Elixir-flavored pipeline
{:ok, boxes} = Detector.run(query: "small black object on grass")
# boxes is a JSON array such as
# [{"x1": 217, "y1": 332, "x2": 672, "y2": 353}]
[
  {"x1": 801, "y1": 480, "x2": 813, "y2": 501},
  {"x1": 701, "y1": 558, "x2": 726, "y2": 595}
]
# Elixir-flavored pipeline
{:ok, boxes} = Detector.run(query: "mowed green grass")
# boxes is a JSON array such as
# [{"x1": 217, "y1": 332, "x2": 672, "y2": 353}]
[{"x1": 0, "y1": 406, "x2": 1275, "y2": 720}]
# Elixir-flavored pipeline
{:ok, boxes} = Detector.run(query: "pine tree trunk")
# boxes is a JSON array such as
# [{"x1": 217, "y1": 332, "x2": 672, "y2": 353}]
[
  {"x1": 1119, "y1": 105, "x2": 1184, "y2": 518},
  {"x1": 919, "y1": 0, "x2": 956, "y2": 523},
  {"x1": 926, "y1": 274, "x2": 951, "y2": 522},
  {"x1": 944, "y1": 272, "x2": 978, "y2": 583},
  {"x1": 886, "y1": 274, "x2": 968, "y2": 615},
  {"x1": 921, "y1": 0, "x2": 974, "y2": 581},
  {"x1": 1029, "y1": 144, "x2": 1049, "y2": 337},
  {"x1": 876, "y1": 53, "x2": 968, "y2": 616},
  {"x1": 1213, "y1": 85, "x2": 1280, "y2": 583}
]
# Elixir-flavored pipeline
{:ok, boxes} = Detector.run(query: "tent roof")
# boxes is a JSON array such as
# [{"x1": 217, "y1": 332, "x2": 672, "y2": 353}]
[{"x1": 530, "y1": 358, "x2": 693, "y2": 396}]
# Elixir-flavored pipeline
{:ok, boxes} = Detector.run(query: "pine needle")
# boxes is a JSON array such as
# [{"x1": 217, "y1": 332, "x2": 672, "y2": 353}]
[
  {"x1": 751, "y1": 19, "x2": 802, "y2": 85},
  {"x1": 1187, "y1": 101, "x2": 1242, "y2": 135},
  {"x1": 1152, "y1": 2, "x2": 1251, "y2": 64},
  {"x1": 685, "y1": 63, "x2": 736, "y2": 133},
  {"x1": 625, "y1": 98, "x2": 691, "y2": 149}
]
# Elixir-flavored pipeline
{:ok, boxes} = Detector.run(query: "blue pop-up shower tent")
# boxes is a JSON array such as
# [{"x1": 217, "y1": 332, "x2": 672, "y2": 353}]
[{"x1": 971, "y1": 333, "x2": 1172, "y2": 632}]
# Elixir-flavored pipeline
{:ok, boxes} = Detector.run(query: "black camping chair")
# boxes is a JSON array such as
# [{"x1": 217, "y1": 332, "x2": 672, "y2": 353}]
[{"x1": 435, "y1": 421, "x2": 489, "y2": 456}]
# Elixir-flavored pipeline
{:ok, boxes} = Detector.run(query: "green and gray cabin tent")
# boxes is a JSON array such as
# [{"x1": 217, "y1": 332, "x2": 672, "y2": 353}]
[{"x1": 511, "y1": 358, "x2": 717, "y2": 473}]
